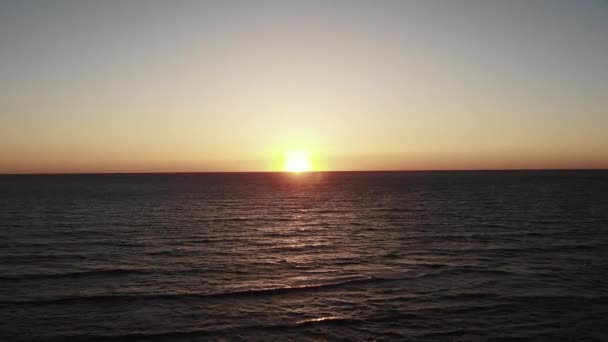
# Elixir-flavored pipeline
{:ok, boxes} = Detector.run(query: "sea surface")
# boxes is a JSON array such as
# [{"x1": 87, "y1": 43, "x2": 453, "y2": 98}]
[{"x1": 1, "y1": 171, "x2": 607, "y2": 341}]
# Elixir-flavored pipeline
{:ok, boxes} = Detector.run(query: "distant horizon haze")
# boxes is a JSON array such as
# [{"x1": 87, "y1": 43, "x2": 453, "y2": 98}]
[{"x1": 2, "y1": 167, "x2": 607, "y2": 176}]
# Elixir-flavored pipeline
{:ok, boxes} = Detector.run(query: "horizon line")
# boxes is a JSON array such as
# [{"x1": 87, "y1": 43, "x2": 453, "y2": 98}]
[{"x1": 1, "y1": 168, "x2": 607, "y2": 176}]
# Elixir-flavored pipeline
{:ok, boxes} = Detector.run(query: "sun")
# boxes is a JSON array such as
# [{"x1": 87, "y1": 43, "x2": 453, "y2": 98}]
[{"x1": 284, "y1": 150, "x2": 312, "y2": 173}]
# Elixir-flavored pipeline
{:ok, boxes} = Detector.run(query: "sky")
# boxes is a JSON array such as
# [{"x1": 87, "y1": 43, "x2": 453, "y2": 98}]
[{"x1": 1, "y1": 0, "x2": 607, "y2": 173}]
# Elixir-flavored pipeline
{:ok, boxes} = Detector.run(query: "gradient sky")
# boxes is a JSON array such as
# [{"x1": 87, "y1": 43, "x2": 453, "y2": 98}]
[{"x1": 1, "y1": 0, "x2": 607, "y2": 173}]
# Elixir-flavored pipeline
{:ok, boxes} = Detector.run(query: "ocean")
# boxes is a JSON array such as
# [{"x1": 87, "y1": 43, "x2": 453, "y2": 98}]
[{"x1": 1, "y1": 171, "x2": 607, "y2": 341}]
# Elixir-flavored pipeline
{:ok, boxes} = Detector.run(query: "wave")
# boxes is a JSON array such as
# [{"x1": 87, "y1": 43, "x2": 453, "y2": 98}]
[
  {"x1": 0, "y1": 268, "x2": 151, "y2": 281},
  {"x1": 34, "y1": 317, "x2": 365, "y2": 342},
  {"x1": 459, "y1": 244, "x2": 603, "y2": 253},
  {"x1": 373, "y1": 207, "x2": 425, "y2": 213},
  {"x1": 144, "y1": 249, "x2": 196, "y2": 257},
  {"x1": 0, "y1": 253, "x2": 92, "y2": 263},
  {"x1": 295, "y1": 316, "x2": 360, "y2": 326},
  {"x1": 414, "y1": 267, "x2": 515, "y2": 280},
  {"x1": 3, "y1": 240, "x2": 149, "y2": 248},
  {"x1": 2, "y1": 275, "x2": 401, "y2": 306}
]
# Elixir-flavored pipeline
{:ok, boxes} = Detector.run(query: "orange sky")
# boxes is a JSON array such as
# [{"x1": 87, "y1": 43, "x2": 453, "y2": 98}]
[{"x1": 1, "y1": 1, "x2": 607, "y2": 173}]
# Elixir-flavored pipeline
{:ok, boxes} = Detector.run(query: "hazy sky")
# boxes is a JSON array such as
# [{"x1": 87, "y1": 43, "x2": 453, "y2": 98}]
[{"x1": 1, "y1": 0, "x2": 607, "y2": 173}]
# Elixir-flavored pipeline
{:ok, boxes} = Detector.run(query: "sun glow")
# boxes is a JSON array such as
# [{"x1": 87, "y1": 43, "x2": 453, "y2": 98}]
[{"x1": 284, "y1": 150, "x2": 312, "y2": 172}]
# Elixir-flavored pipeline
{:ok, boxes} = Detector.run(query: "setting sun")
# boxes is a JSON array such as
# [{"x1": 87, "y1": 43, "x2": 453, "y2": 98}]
[{"x1": 284, "y1": 150, "x2": 312, "y2": 172}]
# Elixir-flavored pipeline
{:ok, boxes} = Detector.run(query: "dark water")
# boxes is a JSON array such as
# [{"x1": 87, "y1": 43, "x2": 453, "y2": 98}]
[{"x1": 1, "y1": 171, "x2": 607, "y2": 341}]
